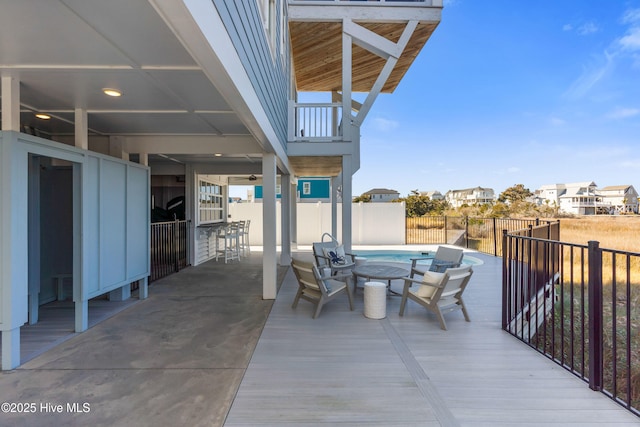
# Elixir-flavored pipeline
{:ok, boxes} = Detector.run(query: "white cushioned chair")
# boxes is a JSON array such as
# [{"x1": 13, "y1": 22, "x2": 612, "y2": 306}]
[
  {"x1": 399, "y1": 265, "x2": 473, "y2": 330},
  {"x1": 291, "y1": 258, "x2": 354, "y2": 319}
]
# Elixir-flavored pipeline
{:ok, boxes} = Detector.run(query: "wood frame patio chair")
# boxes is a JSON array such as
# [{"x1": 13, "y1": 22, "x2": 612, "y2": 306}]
[
  {"x1": 312, "y1": 233, "x2": 356, "y2": 277},
  {"x1": 409, "y1": 246, "x2": 464, "y2": 278},
  {"x1": 399, "y1": 265, "x2": 473, "y2": 330},
  {"x1": 291, "y1": 258, "x2": 354, "y2": 319}
]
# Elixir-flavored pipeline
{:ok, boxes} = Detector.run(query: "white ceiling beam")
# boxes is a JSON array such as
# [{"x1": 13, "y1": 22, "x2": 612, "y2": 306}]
[
  {"x1": 343, "y1": 20, "x2": 399, "y2": 59},
  {"x1": 123, "y1": 135, "x2": 262, "y2": 155},
  {"x1": 288, "y1": 4, "x2": 441, "y2": 23}
]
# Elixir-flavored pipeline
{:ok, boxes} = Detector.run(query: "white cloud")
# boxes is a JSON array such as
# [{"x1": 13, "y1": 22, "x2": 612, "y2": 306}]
[
  {"x1": 372, "y1": 117, "x2": 399, "y2": 131},
  {"x1": 563, "y1": 24, "x2": 573, "y2": 32},
  {"x1": 549, "y1": 117, "x2": 566, "y2": 126},
  {"x1": 618, "y1": 27, "x2": 640, "y2": 52},
  {"x1": 563, "y1": 51, "x2": 615, "y2": 99},
  {"x1": 577, "y1": 21, "x2": 599, "y2": 36},
  {"x1": 606, "y1": 107, "x2": 640, "y2": 119}
]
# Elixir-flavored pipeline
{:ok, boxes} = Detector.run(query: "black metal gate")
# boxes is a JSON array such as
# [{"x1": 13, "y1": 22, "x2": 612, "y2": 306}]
[{"x1": 150, "y1": 220, "x2": 190, "y2": 282}]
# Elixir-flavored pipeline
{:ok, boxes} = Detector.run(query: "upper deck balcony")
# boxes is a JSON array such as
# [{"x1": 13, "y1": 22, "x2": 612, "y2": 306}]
[
  {"x1": 287, "y1": 1, "x2": 442, "y2": 176},
  {"x1": 288, "y1": 0, "x2": 443, "y2": 94}
]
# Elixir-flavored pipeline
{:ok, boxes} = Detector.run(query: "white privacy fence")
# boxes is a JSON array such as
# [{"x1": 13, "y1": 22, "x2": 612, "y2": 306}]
[{"x1": 228, "y1": 202, "x2": 406, "y2": 245}]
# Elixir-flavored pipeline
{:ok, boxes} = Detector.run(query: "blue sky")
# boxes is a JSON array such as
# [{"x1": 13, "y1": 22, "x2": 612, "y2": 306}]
[{"x1": 354, "y1": 0, "x2": 640, "y2": 198}]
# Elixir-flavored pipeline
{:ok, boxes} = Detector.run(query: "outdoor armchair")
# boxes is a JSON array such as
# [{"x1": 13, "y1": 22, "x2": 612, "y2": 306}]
[
  {"x1": 399, "y1": 265, "x2": 473, "y2": 330},
  {"x1": 312, "y1": 233, "x2": 356, "y2": 276},
  {"x1": 291, "y1": 258, "x2": 354, "y2": 319},
  {"x1": 409, "y1": 246, "x2": 464, "y2": 277}
]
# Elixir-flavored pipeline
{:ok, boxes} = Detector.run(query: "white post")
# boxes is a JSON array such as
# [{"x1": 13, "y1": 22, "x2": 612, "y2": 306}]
[
  {"x1": 74, "y1": 108, "x2": 88, "y2": 150},
  {"x1": 342, "y1": 21, "x2": 352, "y2": 142},
  {"x1": 1, "y1": 76, "x2": 20, "y2": 131},
  {"x1": 342, "y1": 156, "x2": 353, "y2": 252},
  {"x1": 280, "y1": 174, "x2": 292, "y2": 265},
  {"x1": 290, "y1": 180, "x2": 298, "y2": 249},
  {"x1": 331, "y1": 174, "x2": 340, "y2": 239},
  {"x1": 262, "y1": 153, "x2": 277, "y2": 299}
]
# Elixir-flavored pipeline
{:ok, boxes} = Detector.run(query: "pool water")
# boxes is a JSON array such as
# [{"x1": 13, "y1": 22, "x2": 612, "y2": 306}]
[{"x1": 353, "y1": 250, "x2": 483, "y2": 266}]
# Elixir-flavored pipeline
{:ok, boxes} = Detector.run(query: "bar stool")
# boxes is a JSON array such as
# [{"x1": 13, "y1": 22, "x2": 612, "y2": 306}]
[
  {"x1": 216, "y1": 222, "x2": 240, "y2": 263},
  {"x1": 238, "y1": 219, "x2": 251, "y2": 256}
]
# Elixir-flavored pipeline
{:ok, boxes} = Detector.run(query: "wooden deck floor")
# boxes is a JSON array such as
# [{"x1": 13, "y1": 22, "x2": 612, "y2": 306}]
[{"x1": 225, "y1": 251, "x2": 639, "y2": 426}]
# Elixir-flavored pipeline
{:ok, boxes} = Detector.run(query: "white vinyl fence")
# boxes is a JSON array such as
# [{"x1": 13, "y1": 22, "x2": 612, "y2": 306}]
[{"x1": 228, "y1": 202, "x2": 405, "y2": 246}]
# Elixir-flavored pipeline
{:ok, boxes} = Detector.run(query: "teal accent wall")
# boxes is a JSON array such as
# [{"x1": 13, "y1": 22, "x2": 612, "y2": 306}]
[{"x1": 255, "y1": 178, "x2": 331, "y2": 200}]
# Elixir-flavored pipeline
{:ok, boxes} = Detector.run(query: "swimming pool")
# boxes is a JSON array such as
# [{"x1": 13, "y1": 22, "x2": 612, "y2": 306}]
[{"x1": 353, "y1": 250, "x2": 484, "y2": 266}]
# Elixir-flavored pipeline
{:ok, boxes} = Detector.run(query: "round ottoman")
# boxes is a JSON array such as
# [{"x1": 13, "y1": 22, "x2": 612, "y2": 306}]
[{"x1": 363, "y1": 281, "x2": 387, "y2": 319}]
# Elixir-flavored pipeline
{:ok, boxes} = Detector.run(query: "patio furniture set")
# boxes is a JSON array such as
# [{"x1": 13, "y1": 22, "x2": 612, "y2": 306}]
[{"x1": 290, "y1": 234, "x2": 474, "y2": 330}]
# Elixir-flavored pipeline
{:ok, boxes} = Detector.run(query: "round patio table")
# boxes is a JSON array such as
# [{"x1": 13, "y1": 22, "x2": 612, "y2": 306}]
[{"x1": 352, "y1": 264, "x2": 410, "y2": 295}]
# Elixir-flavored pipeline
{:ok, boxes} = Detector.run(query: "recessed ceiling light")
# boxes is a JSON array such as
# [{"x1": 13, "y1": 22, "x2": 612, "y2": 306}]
[
  {"x1": 35, "y1": 113, "x2": 51, "y2": 120},
  {"x1": 214, "y1": 153, "x2": 222, "y2": 157},
  {"x1": 102, "y1": 88, "x2": 122, "y2": 97}
]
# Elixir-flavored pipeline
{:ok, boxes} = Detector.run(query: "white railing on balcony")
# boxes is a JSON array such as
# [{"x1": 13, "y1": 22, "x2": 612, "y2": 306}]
[{"x1": 288, "y1": 101, "x2": 344, "y2": 142}]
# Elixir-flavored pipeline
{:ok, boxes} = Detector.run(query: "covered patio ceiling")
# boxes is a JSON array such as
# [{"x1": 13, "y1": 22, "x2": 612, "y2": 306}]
[{"x1": 0, "y1": 0, "x2": 270, "y2": 173}]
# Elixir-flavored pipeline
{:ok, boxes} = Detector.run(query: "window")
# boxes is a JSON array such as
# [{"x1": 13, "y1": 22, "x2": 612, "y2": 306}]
[
  {"x1": 199, "y1": 179, "x2": 224, "y2": 224},
  {"x1": 276, "y1": 184, "x2": 281, "y2": 195},
  {"x1": 303, "y1": 182, "x2": 311, "y2": 195}
]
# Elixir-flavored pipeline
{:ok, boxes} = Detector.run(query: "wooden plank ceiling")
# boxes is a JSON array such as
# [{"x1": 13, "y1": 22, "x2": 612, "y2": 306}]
[{"x1": 290, "y1": 21, "x2": 438, "y2": 93}]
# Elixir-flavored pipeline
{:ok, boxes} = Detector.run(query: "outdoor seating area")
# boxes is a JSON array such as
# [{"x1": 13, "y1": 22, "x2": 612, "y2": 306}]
[
  {"x1": 2, "y1": 249, "x2": 638, "y2": 425},
  {"x1": 225, "y1": 249, "x2": 638, "y2": 425}
]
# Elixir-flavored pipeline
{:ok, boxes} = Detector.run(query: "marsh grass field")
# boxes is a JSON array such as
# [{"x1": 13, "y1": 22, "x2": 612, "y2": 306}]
[{"x1": 558, "y1": 215, "x2": 640, "y2": 252}]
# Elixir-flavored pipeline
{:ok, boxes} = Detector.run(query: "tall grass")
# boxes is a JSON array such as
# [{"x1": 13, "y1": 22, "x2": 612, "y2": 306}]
[{"x1": 554, "y1": 217, "x2": 640, "y2": 411}]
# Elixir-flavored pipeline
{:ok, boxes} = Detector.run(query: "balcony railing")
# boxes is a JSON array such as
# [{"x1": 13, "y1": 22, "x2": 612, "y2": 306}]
[
  {"x1": 288, "y1": 101, "x2": 344, "y2": 142},
  {"x1": 503, "y1": 226, "x2": 640, "y2": 417}
]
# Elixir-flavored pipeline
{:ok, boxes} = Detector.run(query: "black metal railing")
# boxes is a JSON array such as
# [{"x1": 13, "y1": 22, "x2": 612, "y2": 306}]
[
  {"x1": 150, "y1": 220, "x2": 191, "y2": 282},
  {"x1": 406, "y1": 216, "x2": 556, "y2": 257},
  {"x1": 503, "y1": 227, "x2": 640, "y2": 416}
]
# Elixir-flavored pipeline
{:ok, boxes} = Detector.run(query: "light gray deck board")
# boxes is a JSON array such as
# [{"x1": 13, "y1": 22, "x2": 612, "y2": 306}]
[{"x1": 225, "y1": 252, "x2": 639, "y2": 426}]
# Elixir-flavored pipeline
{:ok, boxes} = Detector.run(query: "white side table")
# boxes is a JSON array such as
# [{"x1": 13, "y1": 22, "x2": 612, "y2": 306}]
[{"x1": 363, "y1": 281, "x2": 387, "y2": 319}]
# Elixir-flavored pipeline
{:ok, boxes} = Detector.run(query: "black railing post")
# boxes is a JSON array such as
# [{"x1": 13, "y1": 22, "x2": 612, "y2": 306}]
[
  {"x1": 444, "y1": 215, "x2": 448, "y2": 244},
  {"x1": 502, "y1": 229, "x2": 509, "y2": 330},
  {"x1": 588, "y1": 240, "x2": 603, "y2": 391},
  {"x1": 493, "y1": 217, "x2": 498, "y2": 256},
  {"x1": 465, "y1": 216, "x2": 469, "y2": 248},
  {"x1": 173, "y1": 219, "x2": 179, "y2": 272}
]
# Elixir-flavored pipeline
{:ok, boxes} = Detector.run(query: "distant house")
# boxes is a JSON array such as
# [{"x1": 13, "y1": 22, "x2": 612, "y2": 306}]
[
  {"x1": 361, "y1": 188, "x2": 400, "y2": 203},
  {"x1": 420, "y1": 190, "x2": 445, "y2": 201},
  {"x1": 254, "y1": 177, "x2": 331, "y2": 203},
  {"x1": 445, "y1": 187, "x2": 495, "y2": 208},
  {"x1": 599, "y1": 185, "x2": 638, "y2": 214},
  {"x1": 536, "y1": 181, "x2": 608, "y2": 215}
]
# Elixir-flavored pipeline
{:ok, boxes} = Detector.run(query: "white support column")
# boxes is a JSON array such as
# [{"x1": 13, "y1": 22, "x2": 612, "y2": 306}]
[
  {"x1": 290, "y1": 180, "x2": 298, "y2": 250},
  {"x1": 262, "y1": 153, "x2": 277, "y2": 299},
  {"x1": 185, "y1": 164, "x2": 197, "y2": 265},
  {"x1": 138, "y1": 277, "x2": 148, "y2": 300},
  {"x1": 138, "y1": 152, "x2": 149, "y2": 166},
  {"x1": 74, "y1": 162, "x2": 88, "y2": 332},
  {"x1": 109, "y1": 136, "x2": 128, "y2": 160},
  {"x1": 341, "y1": 156, "x2": 353, "y2": 253},
  {"x1": 1, "y1": 132, "x2": 29, "y2": 369},
  {"x1": 342, "y1": 21, "x2": 353, "y2": 142},
  {"x1": 75, "y1": 301, "x2": 88, "y2": 332},
  {"x1": 27, "y1": 156, "x2": 40, "y2": 325},
  {"x1": 1, "y1": 329, "x2": 20, "y2": 370},
  {"x1": 331, "y1": 174, "x2": 340, "y2": 239},
  {"x1": 280, "y1": 174, "x2": 292, "y2": 265},
  {"x1": 1, "y1": 75, "x2": 20, "y2": 131},
  {"x1": 74, "y1": 108, "x2": 88, "y2": 150}
]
